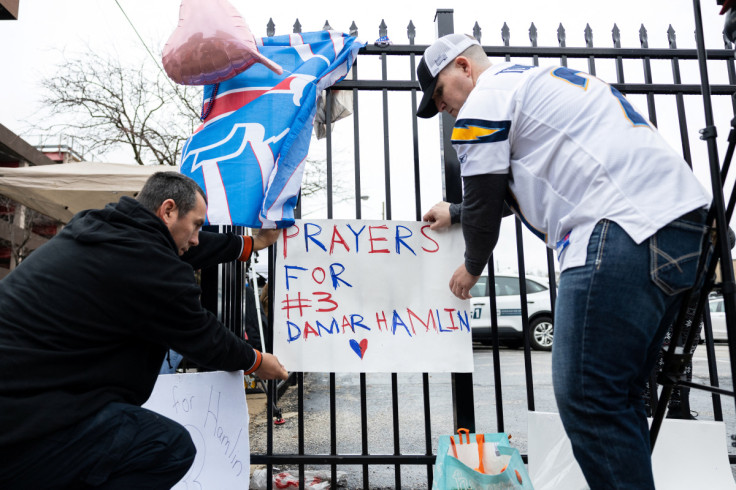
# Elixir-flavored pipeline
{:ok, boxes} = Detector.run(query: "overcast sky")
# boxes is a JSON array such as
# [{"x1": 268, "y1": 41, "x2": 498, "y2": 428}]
[
  {"x1": 1, "y1": 0, "x2": 730, "y2": 133},
  {"x1": 0, "y1": 0, "x2": 732, "y2": 275}
]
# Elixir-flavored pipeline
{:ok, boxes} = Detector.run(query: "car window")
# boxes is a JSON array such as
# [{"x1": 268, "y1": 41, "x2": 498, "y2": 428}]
[
  {"x1": 710, "y1": 299, "x2": 724, "y2": 313},
  {"x1": 470, "y1": 276, "x2": 488, "y2": 298},
  {"x1": 526, "y1": 279, "x2": 548, "y2": 293},
  {"x1": 495, "y1": 276, "x2": 519, "y2": 296}
]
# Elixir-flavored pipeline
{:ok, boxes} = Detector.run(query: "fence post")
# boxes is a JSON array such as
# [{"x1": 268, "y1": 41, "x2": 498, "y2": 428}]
[
  {"x1": 435, "y1": 9, "x2": 463, "y2": 206},
  {"x1": 434, "y1": 8, "x2": 476, "y2": 433}
]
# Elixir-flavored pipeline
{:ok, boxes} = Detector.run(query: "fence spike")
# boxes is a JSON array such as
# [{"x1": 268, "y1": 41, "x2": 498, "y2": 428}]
[
  {"x1": 293, "y1": 19, "x2": 302, "y2": 34},
  {"x1": 379, "y1": 19, "x2": 388, "y2": 38},
  {"x1": 502, "y1": 22, "x2": 510, "y2": 46},
  {"x1": 323, "y1": 20, "x2": 332, "y2": 31},
  {"x1": 585, "y1": 23, "x2": 594, "y2": 47},
  {"x1": 667, "y1": 24, "x2": 677, "y2": 48},
  {"x1": 266, "y1": 18, "x2": 275, "y2": 37},
  {"x1": 529, "y1": 22, "x2": 538, "y2": 46},
  {"x1": 612, "y1": 23, "x2": 621, "y2": 47},
  {"x1": 473, "y1": 21, "x2": 482, "y2": 43},
  {"x1": 407, "y1": 20, "x2": 416, "y2": 42},
  {"x1": 639, "y1": 24, "x2": 649, "y2": 48},
  {"x1": 557, "y1": 23, "x2": 566, "y2": 47},
  {"x1": 558, "y1": 23, "x2": 567, "y2": 67},
  {"x1": 350, "y1": 21, "x2": 358, "y2": 37}
]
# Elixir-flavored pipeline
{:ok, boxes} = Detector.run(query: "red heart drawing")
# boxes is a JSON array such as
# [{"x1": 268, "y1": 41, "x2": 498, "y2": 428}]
[{"x1": 349, "y1": 338, "x2": 368, "y2": 359}]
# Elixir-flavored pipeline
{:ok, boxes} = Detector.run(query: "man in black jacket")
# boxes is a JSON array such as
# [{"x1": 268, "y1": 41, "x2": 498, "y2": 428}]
[{"x1": 0, "y1": 171, "x2": 287, "y2": 489}]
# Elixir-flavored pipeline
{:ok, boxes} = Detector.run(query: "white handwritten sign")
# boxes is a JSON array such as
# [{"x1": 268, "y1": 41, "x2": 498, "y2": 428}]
[
  {"x1": 274, "y1": 219, "x2": 473, "y2": 373},
  {"x1": 143, "y1": 371, "x2": 250, "y2": 489}
]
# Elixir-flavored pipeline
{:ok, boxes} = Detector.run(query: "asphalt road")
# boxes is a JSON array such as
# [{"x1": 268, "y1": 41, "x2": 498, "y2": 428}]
[{"x1": 249, "y1": 344, "x2": 736, "y2": 489}]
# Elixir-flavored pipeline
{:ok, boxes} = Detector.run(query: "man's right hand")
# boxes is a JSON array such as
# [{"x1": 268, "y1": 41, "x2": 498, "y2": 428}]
[
  {"x1": 449, "y1": 263, "x2": 480, "y2": 300},
  {"x1": 253, "y1": 228, "x2": 282, "y2": 251},
  {"x1": 255, "y1": 352, "x2": 289, "y2": 380},
  {"x1": 422, "y1": 201, "x2": 452, "y2": 230}
]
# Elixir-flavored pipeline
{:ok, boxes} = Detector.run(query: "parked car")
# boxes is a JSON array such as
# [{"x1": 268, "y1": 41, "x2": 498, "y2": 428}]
[
  {"x1": 702, "y1": 295, "x2": 729, "y2": 342},
  {"x1": 469, "y1": 274, "x2": 554, "y2": 351}
]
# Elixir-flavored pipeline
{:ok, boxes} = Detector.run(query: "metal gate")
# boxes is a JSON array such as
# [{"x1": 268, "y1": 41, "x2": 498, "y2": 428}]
[{"x1": 205, "y1": 4, "x2": 736, "y2": 488}]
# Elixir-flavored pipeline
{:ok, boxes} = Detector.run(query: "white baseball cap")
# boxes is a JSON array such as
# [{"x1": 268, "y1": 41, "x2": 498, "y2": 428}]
[{"x1": 416, "y1": 33, "x2": 480, "y2": 119}]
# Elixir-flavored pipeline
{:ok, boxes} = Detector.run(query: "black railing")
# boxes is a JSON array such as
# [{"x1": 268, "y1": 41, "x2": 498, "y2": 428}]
[{"x1": 204, "y1": 4, "x2": 736, "y2": 488}]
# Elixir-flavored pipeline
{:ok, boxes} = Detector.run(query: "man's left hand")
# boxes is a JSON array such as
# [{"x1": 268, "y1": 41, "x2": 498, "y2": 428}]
[
  {"x1": 422, "y1": 201, "x2": 452, "y2": 230},
  {"x1": 449, "y1": 264, "x2": 480, "y2": 300},
  {"x1": 255, "y1": 352, "x2": 289, "y2": 380}
]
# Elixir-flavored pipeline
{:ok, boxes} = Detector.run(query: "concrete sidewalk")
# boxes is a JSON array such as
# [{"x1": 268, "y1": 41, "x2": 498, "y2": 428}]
[{"x1": 247, "y1": 392, "x2": 268, "y2": 421}]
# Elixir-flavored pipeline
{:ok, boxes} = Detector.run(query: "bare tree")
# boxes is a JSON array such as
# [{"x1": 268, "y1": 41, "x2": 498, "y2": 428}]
[
  {"x1": 37, "y1": 50, "x2": 344, "y2": 200},
  {"x1": 300, "y1": 155, "x2": 351, "y2": 201},
  {"x1": 37, "y1": 50, "x2": 201, "y2": 165}
]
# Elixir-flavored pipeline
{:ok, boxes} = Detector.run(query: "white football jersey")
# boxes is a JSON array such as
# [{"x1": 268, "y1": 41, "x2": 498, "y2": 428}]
[{"x1": 453, "y1": 62, "x2": 711, "y2": 271}]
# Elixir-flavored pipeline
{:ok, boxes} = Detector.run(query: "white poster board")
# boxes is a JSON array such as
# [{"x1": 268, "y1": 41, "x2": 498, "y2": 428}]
[
  {"x1": 528, "y1": 411, "x2": 736, "y2": 489},
  {"x1": 274, "y1": 219, "x2": 473, "y2": 373},
  {"x1": 143, "y1": 371, "x2": 250, "y2": 489}
]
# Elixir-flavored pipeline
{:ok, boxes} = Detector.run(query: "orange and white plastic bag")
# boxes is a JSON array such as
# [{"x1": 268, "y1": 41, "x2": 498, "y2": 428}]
[{"x1": 433, "y1": 428, "x2": 533, "y2": 489}]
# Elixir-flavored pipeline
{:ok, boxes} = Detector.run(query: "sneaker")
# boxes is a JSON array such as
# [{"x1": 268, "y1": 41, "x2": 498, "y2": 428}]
[{"x1": 666, "y1": 409, "x2": 698, "y2": 420}]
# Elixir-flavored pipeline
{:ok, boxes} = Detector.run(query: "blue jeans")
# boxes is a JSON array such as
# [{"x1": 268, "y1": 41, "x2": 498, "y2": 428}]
[
  {"x1": 160, "y1": 349, "x2": 184, "y2": 374},
  {"x1": 0, "y1": 402, "x2": 195, "y2": 489},
  {"x1": 552, "y1": 213, "x2": 707, "y2": 489}
]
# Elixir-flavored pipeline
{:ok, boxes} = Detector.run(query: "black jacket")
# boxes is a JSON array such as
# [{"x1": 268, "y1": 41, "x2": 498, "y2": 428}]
[{"x1": 0, "y1": 197, "x2": 258, "y2": 447}]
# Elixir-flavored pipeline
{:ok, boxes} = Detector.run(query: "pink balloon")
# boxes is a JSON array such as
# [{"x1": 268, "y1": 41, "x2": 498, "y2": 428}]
[{"x1": 162, "y1": 0, "x2": 283, "y2": 86}]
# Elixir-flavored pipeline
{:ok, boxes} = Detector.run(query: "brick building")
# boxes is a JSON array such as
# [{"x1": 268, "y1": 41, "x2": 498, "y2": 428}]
[{"x1": 0, "y1": 124, "x2": 83, "y2": 278}]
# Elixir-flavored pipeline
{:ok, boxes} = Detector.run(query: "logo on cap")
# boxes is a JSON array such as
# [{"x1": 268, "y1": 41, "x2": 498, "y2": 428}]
[{"x1": 433, "y1": 53, "x2": 447, "y2": 67}]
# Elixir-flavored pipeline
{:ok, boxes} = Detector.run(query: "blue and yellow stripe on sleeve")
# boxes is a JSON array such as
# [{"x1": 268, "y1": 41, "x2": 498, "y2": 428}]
[{"x1": 451, "y1": 119, "x2": 511, "y2": 145}]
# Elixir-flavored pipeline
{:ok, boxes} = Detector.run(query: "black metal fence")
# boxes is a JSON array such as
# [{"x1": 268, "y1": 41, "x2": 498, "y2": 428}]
[{"x1": 204, "y1": 4, "x2": 736, "y2": 488}]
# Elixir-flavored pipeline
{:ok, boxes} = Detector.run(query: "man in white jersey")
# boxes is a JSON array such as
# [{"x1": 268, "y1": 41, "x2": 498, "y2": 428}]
[{"x1": 418, "y1": 34, "x2": 711, "y2": 489}]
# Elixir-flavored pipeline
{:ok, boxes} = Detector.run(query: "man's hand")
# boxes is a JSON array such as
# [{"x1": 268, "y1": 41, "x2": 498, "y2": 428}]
[
  {"x1": 253, "y1": 228, "x2": 281, "y2": 251},
  {"x1": 255, "y1": 352, "x2": 288, "y2": 380},
  {"x1": 449, "y1": 264, "x2": 480, "y2": 300},
  {"x1": 422, "y1": 201, "x2": 452, "y2": 230}
]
